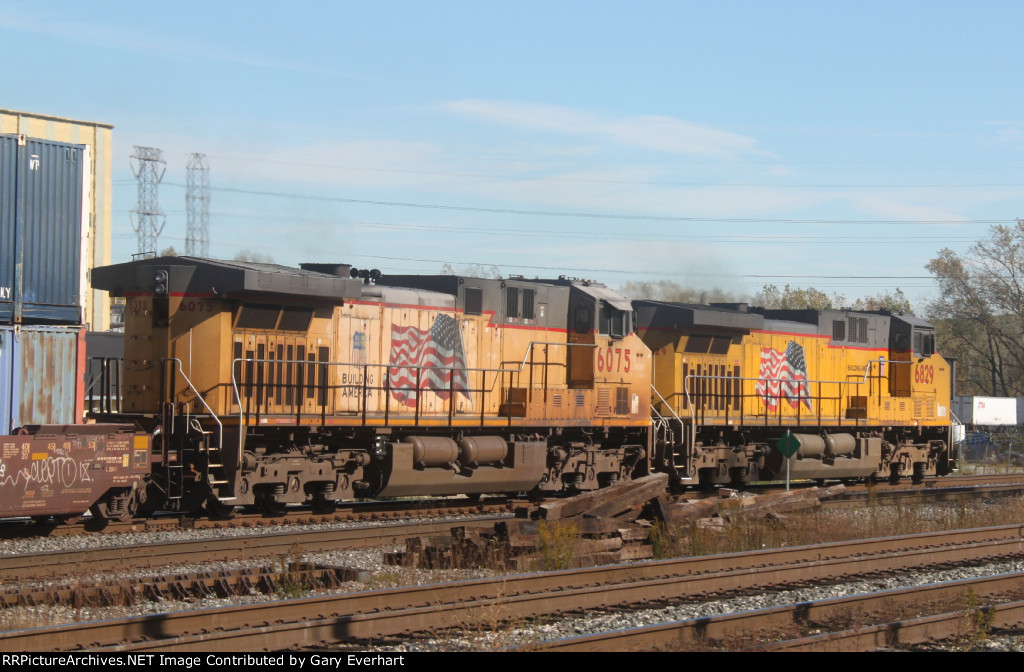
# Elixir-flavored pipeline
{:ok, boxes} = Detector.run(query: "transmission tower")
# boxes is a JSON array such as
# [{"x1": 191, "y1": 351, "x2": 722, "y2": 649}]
[
  {"x1": 185, "y1": 153, "x2": 210, "y2": 257},
  {"x1": 129, "y1": 146, "x2": 167, "y2": 255}
]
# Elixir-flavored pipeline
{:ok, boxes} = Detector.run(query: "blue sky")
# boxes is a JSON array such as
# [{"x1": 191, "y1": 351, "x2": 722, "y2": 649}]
[{"x1": 2, "y1": 1, "x2": 1022, "y2": 309}]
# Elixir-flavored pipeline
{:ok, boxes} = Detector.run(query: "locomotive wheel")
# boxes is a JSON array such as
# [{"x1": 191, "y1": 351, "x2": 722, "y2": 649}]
[
  {"x1": 204, "y1": 497, "x2": 235, "y2": 520},
  {"x1": 311, "y1": 493, "x2": 339, "y2": 514},
  {"x1": 698, "y1": 468, "x2": 717, "y2": 493},
  {"x1": 256, "y1": 491, "x2": 286, "y2": 517}
]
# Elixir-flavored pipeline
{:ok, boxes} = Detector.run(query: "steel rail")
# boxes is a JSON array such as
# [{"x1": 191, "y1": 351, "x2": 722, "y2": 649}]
[
  {"x1": 0, "y1": 518, "x2": 506, "y2": 581},
  {"x1": 822, "y1": 483, "x2": 1024, "y2": 508},
  {"x1": 97, "y1": 533, "x2": 1024, "y2": 651},
  {"x1": 764, "y1": 600, "x2": 1024, "y2": 652},
  {"x1": 535, "y1": 571, "x2": 1024, "y2": 651},
  {"x1": 3, "y1": 525, "x2": 1024, "y2": 651}
]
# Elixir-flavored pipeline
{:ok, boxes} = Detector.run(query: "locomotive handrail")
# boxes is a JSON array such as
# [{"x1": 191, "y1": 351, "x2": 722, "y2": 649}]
[
  {"x1": 651, "y1": 385, "x2": 684, "y2": 425},
  {"x1": 228, "y1": 340, "x2": 597, "y2": 431},
  {"x1": 650, "y1": 385, "x2": 694, "y2": 472},
  {"x1": 164, "y1": 358, "x2": 224, "y2": 461},
  {"x1": 84, "y1": 356, "x2": 123, "y2": 414},
  {"x1": 677, "y1": 357, "x2": 901, "y2": 427},
  {"x1": 516, "y1": 340, "x2": 597, "y2": 370}
]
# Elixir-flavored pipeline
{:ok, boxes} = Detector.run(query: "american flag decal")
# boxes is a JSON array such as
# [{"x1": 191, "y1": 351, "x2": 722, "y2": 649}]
[
  {"x1": 754, "y1": 340, "x2": 812, "y2": 411},
  {"x1": 388, "y1": 314, "x2": 472, "y2": 408}
]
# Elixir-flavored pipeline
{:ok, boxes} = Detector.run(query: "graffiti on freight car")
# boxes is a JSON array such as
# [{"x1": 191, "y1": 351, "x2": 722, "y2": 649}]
[{"x1": 0, "y1": 456, "x2": 92, "y2": 491}]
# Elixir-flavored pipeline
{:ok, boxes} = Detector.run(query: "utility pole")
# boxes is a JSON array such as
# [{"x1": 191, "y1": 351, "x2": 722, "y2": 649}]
[
  {"x1": 129, "y1": 146, "x2": 166, "y2": 255},
  {"x1": 185, "y1": 153, "x2": 210, "y2": 257}
]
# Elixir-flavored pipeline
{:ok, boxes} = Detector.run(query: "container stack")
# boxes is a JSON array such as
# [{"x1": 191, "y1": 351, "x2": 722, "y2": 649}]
[{"x1": 0, "y1": 134, "x2": 88, "y2": 431}]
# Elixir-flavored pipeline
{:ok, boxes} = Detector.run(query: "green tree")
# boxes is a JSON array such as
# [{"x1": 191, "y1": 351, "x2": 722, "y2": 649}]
[
  {"x1": 754, "y1": 284, "x2": 842, "y2": 310},
  {"x1": 233, "y1": 249, "x2": 275, "y2": 264},
  {"x1": 849, "y1": 289, "x2": 914, "y2": 313}
]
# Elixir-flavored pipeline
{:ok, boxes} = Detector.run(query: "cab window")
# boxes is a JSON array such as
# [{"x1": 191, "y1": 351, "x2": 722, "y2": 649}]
[
  {"x1": 913, "y1": 331, "x2": 936, "y2": 357},
  {"x1": 599, "y1": 301, "x2": 626, "y2": 338}
]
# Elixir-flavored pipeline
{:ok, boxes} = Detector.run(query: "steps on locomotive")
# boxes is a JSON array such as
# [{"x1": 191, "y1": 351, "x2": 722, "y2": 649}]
[
  {"x1": 196, "y1": 426, "x2": 234, "y2": 498},
  {"x1": 652, "y1": 415, "x2": 687, "y2": 470}
]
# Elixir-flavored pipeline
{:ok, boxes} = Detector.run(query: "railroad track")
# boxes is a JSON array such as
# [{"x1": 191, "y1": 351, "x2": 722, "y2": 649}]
[
  {"x1": 3, "y1": 473, "x2": 1020, "y2": 541},
  {"x1": 535, "y1": 571, "x2": 1024, "y2": 651},
  {"x1": 822, "y1": 482, "x2": 1024, "y2": 508},
  {"x1": 0, "y1": 496, "x2": 520, "y2": 539},
  {"x1": 0, "y1": 517, "x2": 509, "y2": 581},
  {"x1": 2, "y1": 473, "x2": 1015, "y2": 540},
  {"x1": 3, "y1": 479, "x2": 1020, "y2": 583},
  {"x1": 4, "y1": 524, "x2": 1023, "y2": 651}
]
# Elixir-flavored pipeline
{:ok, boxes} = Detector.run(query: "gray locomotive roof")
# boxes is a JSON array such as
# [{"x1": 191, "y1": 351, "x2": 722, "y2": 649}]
[
  {"x1": 92, "y1": 256, "x2": 364, "y2": 301},
  {"x1": 634, "y1": 300, "x2": 765, "y2": 331},
  {"x1": 575, "y1": 284, "x2": 632, "y2": 311},
  {"x1": 360, "y1": 284, "x2": 457, "y2": 308},
  {"x1": 890, "y1": 312, "x2": 933, "y2": 329}
]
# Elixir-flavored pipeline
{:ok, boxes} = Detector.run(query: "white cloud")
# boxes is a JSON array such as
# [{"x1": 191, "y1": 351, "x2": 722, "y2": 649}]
[{"x1": 444, "y1": 99, "x2": 760, "y2": 159}]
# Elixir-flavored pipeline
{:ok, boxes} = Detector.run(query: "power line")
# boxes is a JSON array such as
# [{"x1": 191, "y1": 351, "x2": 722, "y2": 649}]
[
  {"x1": 109, "y1": 207, "x2": 986, "y2": 244},
  {"x1": 146, "y1": 181, "x2": 1013, "y2": 226},
  {"x1": 354, "y1": 254, "x2": 933, "y2": 280}
]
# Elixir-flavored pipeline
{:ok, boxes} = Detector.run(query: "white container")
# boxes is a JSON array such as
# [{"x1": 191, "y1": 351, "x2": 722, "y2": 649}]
[{"x1": 953, "y1": 396, "x2": 1017, "y2": 426}]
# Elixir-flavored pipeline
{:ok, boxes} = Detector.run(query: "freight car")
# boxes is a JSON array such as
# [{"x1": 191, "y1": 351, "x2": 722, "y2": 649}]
[
  {"x1": 0, "y1": 256, "x2": 956, "y2": 522},
  {"x1": 0, "y1": 424, "x2": 151, "y2": 522},
  {"x1": 635, "y1": 301, "x2": 954, "y2": 488}
]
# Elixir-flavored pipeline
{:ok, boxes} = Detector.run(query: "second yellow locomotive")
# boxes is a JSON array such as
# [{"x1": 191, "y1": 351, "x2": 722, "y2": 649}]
[{"x1": 635, "y1": 301, "x2": 954, "y2": 488}]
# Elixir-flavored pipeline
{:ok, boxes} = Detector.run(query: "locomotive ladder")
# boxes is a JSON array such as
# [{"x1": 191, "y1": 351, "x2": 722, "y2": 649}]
[
  {"x1": 651, "y1": 385, "x2": 689, "y2": 475},
  {"x1": 162, "y1": 359, "x2": 234, "y2": 504},
  {"x1": 190, "y1": 417, "x2": 233, "y2": 500}
]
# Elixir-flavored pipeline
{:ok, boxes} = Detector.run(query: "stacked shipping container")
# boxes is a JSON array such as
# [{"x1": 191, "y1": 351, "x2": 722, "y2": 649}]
[
  {"x1": 0, "y1": 133, "x2": 88, "y2": 432},
  {"x1": 0, "y1": 326, "x2": 85, "y2": 431}
]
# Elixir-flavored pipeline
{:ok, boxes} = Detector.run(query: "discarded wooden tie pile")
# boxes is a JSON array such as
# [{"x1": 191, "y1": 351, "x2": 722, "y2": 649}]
[{"x1": 385, "y1": 475, "x2": 847, "y2": 570}]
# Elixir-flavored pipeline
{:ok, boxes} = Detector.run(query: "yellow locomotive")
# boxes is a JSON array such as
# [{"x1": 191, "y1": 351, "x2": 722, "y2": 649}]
[
  {"x1": 635, "y1": 301, "x2": 954, "y2": 488},
  {"x1": 91, "y1": 257, "x2": 651, "y2": 514}
]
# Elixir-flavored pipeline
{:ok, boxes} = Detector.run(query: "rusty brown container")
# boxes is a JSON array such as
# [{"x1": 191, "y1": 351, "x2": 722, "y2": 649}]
[{"x1": 0, "y1": 325, "x2": 84, "y2": 433}]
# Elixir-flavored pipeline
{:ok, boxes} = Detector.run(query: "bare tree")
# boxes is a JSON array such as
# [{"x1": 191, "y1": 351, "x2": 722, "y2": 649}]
[
  {"x1": 440, "y1": 262, "x2": 502, "y2": 278},
  {"x1": 926, "y1": 221, "x2": 1024, "y2": 396}
]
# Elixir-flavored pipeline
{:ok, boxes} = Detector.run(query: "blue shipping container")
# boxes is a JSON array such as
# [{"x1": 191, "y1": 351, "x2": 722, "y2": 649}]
[
  {"x1": 0, "y1": 134, "x2": 85, "y2": 324},
  {"x1": 0, "y1": 325, "x2": 83, "y2": 433}
]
